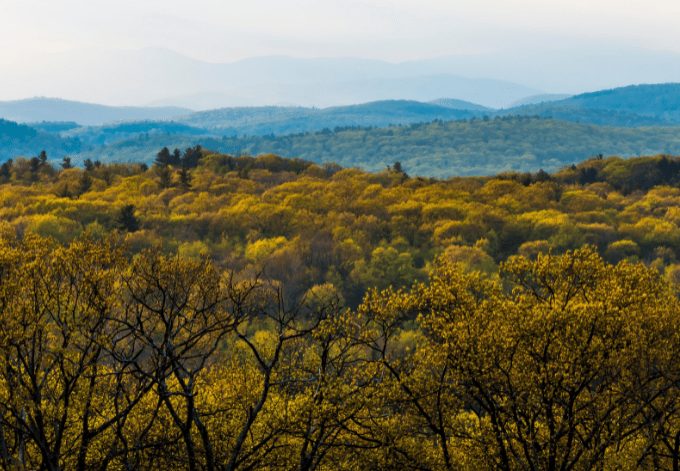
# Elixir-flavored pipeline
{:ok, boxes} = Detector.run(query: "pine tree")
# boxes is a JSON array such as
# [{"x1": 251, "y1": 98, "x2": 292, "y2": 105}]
[
  {"x1": 181, "y1": 145, "x2": 203, "y2": 168},
  {"x1": 179, "y1": 167, "x2": 191, "y2": 189},
  {"x1": 157, "y1": 165, "x2": 173, "y2": 189},
  {"x1": 78, "y1": 172, "x2": 92, "y2": 195},
  {"x1": 155, "y1": 147, "x2": 171, "y2": 167},
  {"x1": 0, "y1": 160, "x2": 12, "y2": 180},
  {"x1": 29, "y1": 157, "x2": 41, "y2": 181},
  {"x1": 116, "y1": 204, "x2": 139, "y2": 232},
  {"x1": 171, "y1": 148, "x2": 182, "y2": 166}
]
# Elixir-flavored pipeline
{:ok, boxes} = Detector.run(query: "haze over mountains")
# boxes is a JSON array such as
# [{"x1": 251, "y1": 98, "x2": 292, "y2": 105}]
[
  {"x1": 0, "y1": 49, "x2": 542, "y2": 109},
  {"x1": 7, "y1": 47, "x2": 680, "y2": 109}
]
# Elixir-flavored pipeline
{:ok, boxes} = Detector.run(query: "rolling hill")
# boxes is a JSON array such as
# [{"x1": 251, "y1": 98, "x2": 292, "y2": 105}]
[
  {"x1": 6, "y1": 84, "x2": 680, "y2": 176},
  {"x1": 0, "y1": 98, "x2": 191, "y2": 126},
  {"x1": 428, "y1": 98, "x2": 492, "y2": 111},
  {"x1": 0, "y1": 119, "x2": 80, "y2": 160},
  {"x1": 74, "y1": 116, "x2": 680, "y2": 176},
  {"x1": 508, "y1": 93, "x2": 572, "y2": 107},
  {"x1": 9, "y1": 83, "x2": 680, "y2": 134},
  {"x1": 65, "y1": 121, "x2": 210, "y2": 147},
  {"x1": 178, "y1": 100, "x2": 484, "y2": 135},
  {"x1": 506, "y1": 83, "x2": 680, "y2": 126}
]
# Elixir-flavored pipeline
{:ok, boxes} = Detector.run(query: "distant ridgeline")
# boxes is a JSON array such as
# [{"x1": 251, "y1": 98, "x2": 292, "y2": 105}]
[
  {"x1": 504, "y1": 83, "x2": 680, "y2": 126},
  {"x1": 5, "y1": 84, "x2": 680, "y2": 175},
  {"x1": 0, "y1": 119, "x2": 80, "y2": 158},
  {"x1": 5, "y1": 116, "x2": 680, "y2": 176}
]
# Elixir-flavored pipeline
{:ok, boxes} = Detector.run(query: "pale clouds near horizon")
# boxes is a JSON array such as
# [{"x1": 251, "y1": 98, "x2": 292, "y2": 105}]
[{"x1": 2, "y1": 0, "x2": 680, "y2": 63}]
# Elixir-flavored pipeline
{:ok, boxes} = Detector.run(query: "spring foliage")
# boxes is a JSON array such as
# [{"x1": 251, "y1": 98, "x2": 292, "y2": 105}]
[
  {"x1": 0, "y1": 234, "x2": 677, "y2": 470},
  {"x1": 0, "y1": 151, "x2": 679, "y2": 307},
  {"x1": 0, "y1": 151, "x2": 679, "y2": 468}
]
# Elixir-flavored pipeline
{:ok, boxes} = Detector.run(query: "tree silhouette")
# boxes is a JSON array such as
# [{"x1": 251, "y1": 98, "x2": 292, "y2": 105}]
[
  {"x1": 155, "y1": 147, "x2": 171, "y2": 167},
  {"x1": 116, "y1": 204, "x2": 140, "y2": 232}
]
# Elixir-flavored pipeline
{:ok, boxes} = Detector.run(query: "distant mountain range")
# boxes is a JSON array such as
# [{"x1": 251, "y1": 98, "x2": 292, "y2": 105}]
[
  {"x1": 4, "y1": 83, "x2": 680, "y2": 175},
  {"x1": 5, "y1": 83, "x2": 680, "y2": 131}
]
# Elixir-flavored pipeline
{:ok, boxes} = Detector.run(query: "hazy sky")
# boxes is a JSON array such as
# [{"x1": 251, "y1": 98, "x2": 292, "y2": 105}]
[
  {"x1": 3, "y1": 0, "x2": 680, "y2": 106},
  {"x1": 3, "y1": 0, "x2": 680, "y2": 63}
]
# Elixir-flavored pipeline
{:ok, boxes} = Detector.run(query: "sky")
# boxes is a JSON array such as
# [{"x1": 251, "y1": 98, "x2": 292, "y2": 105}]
[
  {"x1": 3, "y1": 0, "x2": 680, "y2": 63},
  {"x1": 2, "y1": 0, "x2": 680, "y2": 105}
]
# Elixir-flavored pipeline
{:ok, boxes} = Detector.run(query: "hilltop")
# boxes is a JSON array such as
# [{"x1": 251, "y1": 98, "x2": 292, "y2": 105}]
[
  {"x1": 507, "y1": 83, "x2": 680, "y2": 126},
  {"x1": 0, "y1": 97, "x2": 191, "y2": 126}
]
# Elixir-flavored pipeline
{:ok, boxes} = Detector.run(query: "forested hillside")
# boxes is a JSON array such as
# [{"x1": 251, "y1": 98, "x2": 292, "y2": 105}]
[
  {"x1": 2, "y1": 150, "x2": 679, "y2": 305},
  {"x1": 76, "y1": 116, "x2": 680, "y2": 175},
  {"x1": 507, "y1": 83, "x2": 680, "y2": 126},
  {"x1": 7, "y1": 84, "x2": 680, "y2": 177},
  {"x1": 0, "y1": 118, "x2": 80, "y2": 159},
  {"x1": 428, "y1": 97, "x2": 492, "y2": 111},
  {"x1": 0, "y1": 152, "x2": 679, "y2": 469},
  {"x1": 178, "y1": 100, "x2": 479, "y2": 135},
  {"x1": 67, "y1": 121, "x2": 210, "y2": 147}
]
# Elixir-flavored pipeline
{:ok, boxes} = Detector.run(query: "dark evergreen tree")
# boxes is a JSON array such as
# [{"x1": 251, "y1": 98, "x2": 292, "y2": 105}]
[
  {"x1": 155, "y1": 147, "x2": 171, "y2": 167},
  {"x1": 178, "y1": 167, "x2": 191, "y2": 189},
  {"x1": 535, "y1": 168, "x2": 551, "y2": 182},
  {"x1": 578, "y1": 167, "x2": 599, "y2": 184},
  {"x1": 171, "y1": 148, "x2": 182, "y2": 166},
  {"x1": 61, "y1": 157, "x2": 72, "y2": 170},
  {"x1": 29, "y1": 157, "x2": 41, "y2": 180},
  {"x1": 116, "y1": 204, "x2": 139, "y2": 232},
  {"x1": 181, "y1": 145, "x2": 203, "y2": 168},
  {"x1": 0, "y1": 161, "x2": 11, "y2": 180},
  {"x1": 78, "y1": 172, "x2": 92, "y2": 195},
  {"x1": 156, "y1": 165, "x2": 173, "y2": 189}
]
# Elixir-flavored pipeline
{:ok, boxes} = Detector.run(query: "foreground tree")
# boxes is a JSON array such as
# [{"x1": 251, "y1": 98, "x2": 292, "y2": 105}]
[
  {"x1": 0, "y1": 233, "x2": 677, "y2": 470},
  {"x1": 0, "y1": 235, "x2": 148, "y2": 470},
  {"x1": 360, "y1": 247, "x2": 680, "y2": 470}
]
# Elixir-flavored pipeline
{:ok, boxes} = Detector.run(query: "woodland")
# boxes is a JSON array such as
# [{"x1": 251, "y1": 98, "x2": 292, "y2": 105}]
[{"x1": 0, "y1": 149, "x2": 678, "y2": 469}]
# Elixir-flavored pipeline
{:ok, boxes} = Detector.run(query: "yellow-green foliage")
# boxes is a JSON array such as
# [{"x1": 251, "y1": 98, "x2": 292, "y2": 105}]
[
  {"x1": 0, "y1": 234, "x2": 677, "y2": 470},
  {"x1": 0, "y1": 153, "x2": 679, "y2": 309}
]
